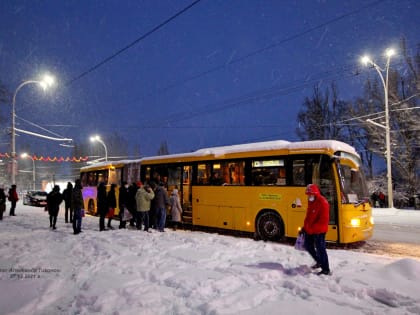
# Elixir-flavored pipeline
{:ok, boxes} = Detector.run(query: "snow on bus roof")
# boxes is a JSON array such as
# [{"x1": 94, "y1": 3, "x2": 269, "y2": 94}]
[
  {"x1": 81, "y1": 140, "x2": 359, "y2": 170},
  {"x1": 141, "y1": 139, "x2": 359, "y2": 161},
  {"x1": 80, "y1": 160, "x2": 126, "y2": 171}
]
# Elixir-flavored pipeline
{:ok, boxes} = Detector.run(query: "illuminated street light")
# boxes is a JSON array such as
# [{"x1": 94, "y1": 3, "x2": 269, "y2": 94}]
[
  {"x1": 11, "y1": 74, "x2": 55, "y2": 184},
  {"x1": 90, "y1": 135, "x2": 108, "y2": 162},
  {"x1": 361, "y1": 48, "x2": 395, "y2": 208},
  {"x1": 20, "y1": 153, "x2": 36, "y2": 190}
]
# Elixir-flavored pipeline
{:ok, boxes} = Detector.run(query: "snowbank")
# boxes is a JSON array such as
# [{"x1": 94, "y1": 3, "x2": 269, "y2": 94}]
[{"x1": 0, "y1": 204, "x2": 419, "y2": 314}]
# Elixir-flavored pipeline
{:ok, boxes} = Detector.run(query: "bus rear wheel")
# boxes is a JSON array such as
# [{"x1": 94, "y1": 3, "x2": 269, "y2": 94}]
[{"x1": 256, "y1": 212, "x2": 283, "y2": 241}]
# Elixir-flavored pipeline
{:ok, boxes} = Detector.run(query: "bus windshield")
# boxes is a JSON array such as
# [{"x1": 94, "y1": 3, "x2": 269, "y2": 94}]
[{"x1": 337, "y1": 157, "x2": 369, "y2": 204}]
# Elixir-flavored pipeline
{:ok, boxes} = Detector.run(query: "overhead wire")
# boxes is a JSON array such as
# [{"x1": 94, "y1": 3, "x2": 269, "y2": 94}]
[
  {"x1": 66, "y1": 0, "x2": 202, "y2": 86},
  {"x1": 119, "y1": 0, "x2": 388, "y2": 107}
]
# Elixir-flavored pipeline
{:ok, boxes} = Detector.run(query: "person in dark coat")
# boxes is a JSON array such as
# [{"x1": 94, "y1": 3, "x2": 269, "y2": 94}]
[
  {"x1": 154, "y1": 182, "x2": 170, "y2": 232},
  {"x1": 97, "y1": 182, "x2": 108, "y2": 231},
  {"x1": 47, "y1": 185, "x2": 63, "y2": 230},
  {"x1": 8, "y1": 184, "x2": 19, "y2": 216},
  {"x1": 118, "y1": 181, "x2": 130, "y2": 229},
  {"x1": 62, "y1": 182, "x2": 73, "y2": 223},
  {"x1": 0, "y1": 185, "x2": 6, "y2": 220},
  {"x1": 106, "y1": 183, "x2": 117, "y2": 229},
  {"x1": 127, "y1": 182, "x2": 139, "y2": 227},
  {"x1": 72, "y1": 179, "x2": 84, "y2": 235}
]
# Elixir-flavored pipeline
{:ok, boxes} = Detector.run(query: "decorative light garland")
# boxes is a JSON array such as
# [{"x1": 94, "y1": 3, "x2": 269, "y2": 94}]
[{"x1": 0, "y1": 153, "x2": 89, "y2": 162}]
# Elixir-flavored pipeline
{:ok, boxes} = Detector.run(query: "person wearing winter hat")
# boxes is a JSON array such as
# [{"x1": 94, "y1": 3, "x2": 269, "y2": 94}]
[
  {"x1": 169, "y1": 188, "x2": 183, "y2": 230},
  {"x1": 301, "y1": 183, "x2": 331, "y2": 276},
  {"x1": 135, "y1": 182, "x2": 155, "y2": 231}
]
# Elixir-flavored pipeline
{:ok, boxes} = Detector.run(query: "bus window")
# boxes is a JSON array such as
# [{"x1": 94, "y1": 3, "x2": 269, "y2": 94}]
[
  {"x1": 183, "y1": 166, "x2": 191, "y2": 184},
  {"x1": 197, "y1": 163, "x2": 211, "y2": 185},
  {"x1": 81, "y1": 172, "x2": 88, "y2": 187},
  {"x1": 108, "y1": 168, "x2": 121, "y2": 185},
  {"x1": 97, "y1": 171, "x2": 107, "y2": 184},
  {"x1": 339, "y1": 164, "x2": 369, "y2": 203},
  {"x1": 292, "y1": 160, "x2": 305, "y2": 186},
  {"x1": 217, "y1": 161, "x2": 245, "y2": 185},
  {"x1": 87, "y1": 172, "x2": 96, "y2": 186},
  {"x1": 251, "y1": 159, "x2": 285, "y2": 186},
  {"x1": 168, "y1": 166, "x2": 182, "y2": 190},
  {"x1": 124, "y1": 162, "x2": 141, "y2": 184}
]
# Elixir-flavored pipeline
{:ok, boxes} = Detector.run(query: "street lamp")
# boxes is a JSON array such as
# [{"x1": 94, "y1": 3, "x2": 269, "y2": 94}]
[
  {"x1": 20, "y1": 153, "x2": 36, "y2": 190},
  {"x1": 90, "y1": 135, "x2": 108, "y2": 162},
  {"x1": 361, "y1": 48, "x2": 395, "y2": 208},
  {"x1": 11, "y1": 74, "x2": 55, "y2": 184}
]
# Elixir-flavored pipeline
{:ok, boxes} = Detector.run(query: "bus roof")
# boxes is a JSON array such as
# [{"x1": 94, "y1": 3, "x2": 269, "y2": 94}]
[
  {"x1": 80, "y1": 161, "x2": 126, "y2": 172},
  {"x1": 140, "y1": 139, "x2": 359, "y2": 163},
  {"x1": 80, "y1": 140, "x2": 359, "y2": 170}
]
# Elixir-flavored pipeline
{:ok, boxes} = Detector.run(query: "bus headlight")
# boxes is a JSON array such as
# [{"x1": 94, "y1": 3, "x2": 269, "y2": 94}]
[
  {"x1": 369, "y1": 216, "x2": 374, "y2": 225},
  {"x1": 350, "y1": 218, "x2": 361, "y2": 227}
]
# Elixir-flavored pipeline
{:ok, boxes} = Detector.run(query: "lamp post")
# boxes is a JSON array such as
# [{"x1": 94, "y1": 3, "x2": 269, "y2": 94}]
[
  {"x1": 90, "y1": 135, "x2": 108, "y2": 162},
  {"x1": 11, "y1": 74, "x2": 55, "y2": 184},
  {"x1": 21, "y1": 153, "x2": 36, "y2": 190},
  {"x1": 361, "y1": 48, "x2": 395, "y2": 208}
]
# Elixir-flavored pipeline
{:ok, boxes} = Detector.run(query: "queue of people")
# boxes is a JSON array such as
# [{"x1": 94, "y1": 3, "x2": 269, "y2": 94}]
[{"x1": 1, "y1": 179, "x2": 183, "y2": 235}]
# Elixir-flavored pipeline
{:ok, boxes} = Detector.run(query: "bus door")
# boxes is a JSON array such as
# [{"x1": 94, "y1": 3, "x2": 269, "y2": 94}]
[
  {"x1": 289, "y1": 156, "x2": 339, "y2": 241},
  {"x1": 311, "y1": 155, "x2": 339, "y2": 242},
  {"x1": 181, "y1": 165, "x2": 193, "y2": 224}
]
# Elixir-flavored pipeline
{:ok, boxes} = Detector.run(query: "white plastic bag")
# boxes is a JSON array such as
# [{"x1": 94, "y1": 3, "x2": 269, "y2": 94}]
[
  {"x1": 123, "y1": 208, "x2": 133, "y2": 221},
  {"x1": 294, "y1": 233, "x2": 305, "y2": 251}
]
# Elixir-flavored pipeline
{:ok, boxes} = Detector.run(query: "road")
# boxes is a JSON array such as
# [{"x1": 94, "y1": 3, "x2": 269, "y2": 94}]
[
  {"x1": 359, "y1": 208, "x2": 420, "y2": 258},
  {"x1": 371, "y1": 222, "x2": 420, "y2": 244},
  {"x1": 371, "y1": 208, "x2": 420, "y2": 244}
]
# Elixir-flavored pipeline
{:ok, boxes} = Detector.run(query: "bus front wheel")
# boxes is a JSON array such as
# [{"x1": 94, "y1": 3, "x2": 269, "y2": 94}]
[{"x1": 256, "y1": 211, "x2": 283, "y2": 242}]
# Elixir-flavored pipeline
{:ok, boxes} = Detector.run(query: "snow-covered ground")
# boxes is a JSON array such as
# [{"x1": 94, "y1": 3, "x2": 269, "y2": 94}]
[{"x1": 1, "y1": 204, "x2": 420, "y2": 315}]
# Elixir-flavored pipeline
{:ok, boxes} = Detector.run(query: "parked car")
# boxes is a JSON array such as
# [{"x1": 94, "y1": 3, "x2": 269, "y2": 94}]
[{"x1": 23, "y1": 191, "x2": 48, "y2": 207}]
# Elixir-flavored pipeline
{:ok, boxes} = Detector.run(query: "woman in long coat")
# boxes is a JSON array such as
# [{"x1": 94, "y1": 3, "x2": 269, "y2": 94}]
[
  {"x1": 47, "y1": 185, "x2": 63, "y2": 230},
  {"x1": 97, "y1": 182, "x2": 108, "y2": 231},
  {"x1": 106, "y1": 184, "x2": 117, "y2": 229},
  {"x1": 169, "y1": 189, "x2": 182, "y2": 230}
]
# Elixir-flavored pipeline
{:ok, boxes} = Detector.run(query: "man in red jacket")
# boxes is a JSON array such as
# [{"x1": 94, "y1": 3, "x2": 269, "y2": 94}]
[{"x1": 302, "y1": 184, "x2": 331, "y2": 275}]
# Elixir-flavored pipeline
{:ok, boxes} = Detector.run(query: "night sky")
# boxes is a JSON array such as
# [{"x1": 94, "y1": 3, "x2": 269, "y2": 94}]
[{"x1": 1, "y1": 0, "x2": 419, "y2": 160}]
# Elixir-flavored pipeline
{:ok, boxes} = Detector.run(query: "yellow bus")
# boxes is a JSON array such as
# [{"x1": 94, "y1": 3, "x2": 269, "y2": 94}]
[
  {"x1": 132, "y1": 139, "x2": 373, "y2": 244},
  {"x1": 80, "y1": 161, "x2": 126, "y2": 215}
]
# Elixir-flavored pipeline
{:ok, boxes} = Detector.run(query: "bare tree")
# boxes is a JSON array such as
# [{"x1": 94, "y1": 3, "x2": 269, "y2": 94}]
[{"x1": 296, "y1": 83, "x2": 348, "y2": 141}]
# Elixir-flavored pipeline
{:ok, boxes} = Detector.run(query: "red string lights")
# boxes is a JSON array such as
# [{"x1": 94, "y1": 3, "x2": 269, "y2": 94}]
[{"x1": 0, "y1": 153, "x2": 89, "y2": 162}]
